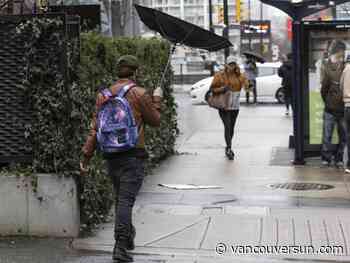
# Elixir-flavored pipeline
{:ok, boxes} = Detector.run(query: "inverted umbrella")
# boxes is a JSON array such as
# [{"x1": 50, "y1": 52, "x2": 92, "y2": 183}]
[
  {"x1": 134, "y1": 4, "x2": 232, "y2": 52},
  {"x1": 243, "y1": 51, "x2": 266, "y2": 63}
]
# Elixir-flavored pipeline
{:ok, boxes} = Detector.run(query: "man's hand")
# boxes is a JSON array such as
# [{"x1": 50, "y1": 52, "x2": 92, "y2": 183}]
[
  {"x1": 152, "y1": 87, "x2": 163, "y2": 110},
  {"x1": 80, "y1": 158, "x2": 89, "y2": 176},
  {"x1": 153, "y1": 87, "x2": 163, "y2": 98}
]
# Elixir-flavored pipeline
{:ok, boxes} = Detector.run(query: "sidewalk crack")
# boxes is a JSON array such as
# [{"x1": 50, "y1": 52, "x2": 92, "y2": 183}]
[
  {"x1": 339, "y1": 219, "x2": 348, "y2": 256},
  {"x1": 258, "y1": 217, "x2": 263, "y2": 246},
  {"x1": 307, "y1": 219, "x2": 312, "y2": 246},
  {"x1": 292, "y1": 218, "x2": 296, "y2": 246},
  {"x1": 323, "y1": 219, "x2": 330, "y2": 246},
  {"x1": 276, "y1": 218, "x2": 279, "y2": 246},
  {"x1": 143, "y1": 217, "x2": 209, "y2": 247},
  {"x1": 198, "y1": 217, "x2": 211, "y2": 249}
]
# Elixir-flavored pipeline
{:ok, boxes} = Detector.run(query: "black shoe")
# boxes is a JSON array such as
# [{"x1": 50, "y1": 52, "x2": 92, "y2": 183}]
[
  {"x1": 225, "y1": 148, "x2": 235, "y2": 160},
  {"x1": 321, "y1": 160, "x2": 331, "y2": 167},
  {"x1": 113, "y1": 223, "x2": 134, "y2": 262},
  {"x1": 113, "y1": 244, "x2": 133, "y2": 262},
  {"x1": 335, "y1": 161, "x2": 344, "y2": 169},
  {"x1": 126, "y1": 225, "x2": 136, "y2": 250}
]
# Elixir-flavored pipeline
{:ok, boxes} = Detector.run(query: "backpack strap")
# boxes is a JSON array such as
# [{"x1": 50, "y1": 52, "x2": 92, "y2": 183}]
[
  {"x1": 101, "y1": 88, "x2": 113, "y2": 98},
  {"x1": 117, "y1": 81, "x2": 137, "y2": 98}
]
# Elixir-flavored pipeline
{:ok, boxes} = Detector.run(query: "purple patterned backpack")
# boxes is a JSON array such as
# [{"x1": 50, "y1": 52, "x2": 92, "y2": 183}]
[{"x1": 96, "y1": 82, "x2": 138, "y2": 153}]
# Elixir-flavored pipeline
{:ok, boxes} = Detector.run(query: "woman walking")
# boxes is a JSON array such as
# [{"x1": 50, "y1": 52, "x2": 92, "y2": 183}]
[{"x1": 210, "y1": 57, "x2": 248, "y2": 160}]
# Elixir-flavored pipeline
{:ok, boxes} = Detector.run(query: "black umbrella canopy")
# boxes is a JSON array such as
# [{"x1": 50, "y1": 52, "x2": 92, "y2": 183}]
[
  {"x1": 134, "y1": 4, "x2": 232, "y2": 52},
  {"x1": 261, "y1": 0, "x2": 350, "y2": 20},
  {"x1": 243, "y1": 51, "x2": 266, "y2": 63}
]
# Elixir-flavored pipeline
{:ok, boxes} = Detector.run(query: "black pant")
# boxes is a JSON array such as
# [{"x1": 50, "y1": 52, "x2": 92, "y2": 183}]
[
  {"x1": 246, "y1": 80, "x2": 257, "y2": 104},
  {"x1": 284, "y1": 88, "x2": 293, "y2": 112},
  {"x1": 285, "y1": 95, "x2": 292, "y2": 111},
  {"x1": 107, "y1": 157, "x2": 145, "y2": 241},
  {"x1": 219, "y1": 109, "x2": 239, "y2": 149}
]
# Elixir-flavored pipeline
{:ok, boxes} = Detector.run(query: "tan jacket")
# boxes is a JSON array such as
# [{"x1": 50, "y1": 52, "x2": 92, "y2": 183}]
[
  {"x1": 341, "y1": 64, "x2": 350, "y2": 106},
  {"x1": 82, "y1": 79, "x2": 161, "y2": 160},
  {"x1": 210, "y1": 71, "x2": 248, "y2": 93}
]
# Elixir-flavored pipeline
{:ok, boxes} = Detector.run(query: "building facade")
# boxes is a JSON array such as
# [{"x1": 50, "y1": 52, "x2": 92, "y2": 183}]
[
  {"x1": 337, "y1": 3, "x2": 350, "y2": 19},
  {"x1": 139, "y1": 0, "x2": 239, "y2": 33}
]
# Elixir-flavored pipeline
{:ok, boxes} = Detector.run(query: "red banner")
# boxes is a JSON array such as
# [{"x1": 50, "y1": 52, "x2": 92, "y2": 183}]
[{"x1": 287, "y1": 18, "x2": 292, "y2": 41}]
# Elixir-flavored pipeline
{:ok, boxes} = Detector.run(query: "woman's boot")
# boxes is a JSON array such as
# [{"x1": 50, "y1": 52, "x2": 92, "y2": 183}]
[{"x1": 225, "y1": 147, "x2": 234, "y2": 160}]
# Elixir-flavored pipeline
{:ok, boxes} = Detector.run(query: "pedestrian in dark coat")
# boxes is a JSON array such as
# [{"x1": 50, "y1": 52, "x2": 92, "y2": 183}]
[{"x1": 278, "y1": 53, "x2": 293, "y2": 115}]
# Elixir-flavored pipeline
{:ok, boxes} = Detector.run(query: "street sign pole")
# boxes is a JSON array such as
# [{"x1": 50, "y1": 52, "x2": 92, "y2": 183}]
[
  {"x1": 223, "y1": 0, "x2": 230, "y2": 60},
  {"x1": 260, "y1": 1, "x2": 263, "y2": 55},
  {"x1": 209, "y1": 0, "x2": 215, "y2": 75},
  {"x1": 248, "y1": 0, "x2": 252, "y2": 50},
  {"x1": 209, "y1": 0, "x2": 214, "y2": 32}
]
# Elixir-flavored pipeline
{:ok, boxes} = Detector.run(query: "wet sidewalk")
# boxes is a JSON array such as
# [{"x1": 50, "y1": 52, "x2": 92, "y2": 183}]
[{"x1": 74, "y1": 95, "x2": 350, "y2": 262}]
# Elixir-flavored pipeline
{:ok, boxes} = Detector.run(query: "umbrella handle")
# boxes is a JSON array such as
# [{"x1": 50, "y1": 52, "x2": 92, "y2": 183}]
[{"x1": 157, "y1": 44, "x2": 176, "y2": 91}]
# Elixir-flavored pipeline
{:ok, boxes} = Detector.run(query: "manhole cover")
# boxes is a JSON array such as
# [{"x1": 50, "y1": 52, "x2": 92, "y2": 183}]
[{"x1": 269, "y1": 183, "x2": 334, "y2": 191}]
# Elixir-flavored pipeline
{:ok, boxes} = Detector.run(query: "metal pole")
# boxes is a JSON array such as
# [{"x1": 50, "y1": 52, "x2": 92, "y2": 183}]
[
  {"x1": 260, "y1": 1, "x2": 263, "y2": 55},
  {"x1": 248, "y1": 0, "x2": 252, "y2": 51},
  {"x1": 292, "y1": 21, "x2": 305, "y2": 165},
  {"x1": 209, "y1": 0, "x2": 215, "y2": 75},
  {"x1": 209, "y1": 0, "x2": 214, "y2": 32},
  {"x1": 224, "y1": 0, "x2": 230, "y2": 60}
]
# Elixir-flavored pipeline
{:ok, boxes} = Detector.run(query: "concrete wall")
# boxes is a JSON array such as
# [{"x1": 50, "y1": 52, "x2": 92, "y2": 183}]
[{"x1": 0, "y1": 174, "x2": 80, "y2": 237}]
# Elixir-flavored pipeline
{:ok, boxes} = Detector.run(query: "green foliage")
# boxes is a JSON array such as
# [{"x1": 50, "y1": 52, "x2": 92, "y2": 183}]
[
  {"x1": 6, "y1": 20, "x2": 177, "y2": 234},
  {"x1": 78, "y1": 33, "x2": 178, "y2": 169}
]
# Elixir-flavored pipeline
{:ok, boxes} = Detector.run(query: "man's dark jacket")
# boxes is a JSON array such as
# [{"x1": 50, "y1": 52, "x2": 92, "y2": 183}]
[{"x1": 278, "y1": 59, "x2": 293, "y2": 97}]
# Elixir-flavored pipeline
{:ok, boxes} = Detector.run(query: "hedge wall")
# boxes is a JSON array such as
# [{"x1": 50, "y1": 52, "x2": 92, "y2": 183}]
[
  {"x1": 1, "y1": 18, "x2": 177, "y2": 234},
  {"x1": 77, "y1": 33, "x2": 178, "y2": 232}
]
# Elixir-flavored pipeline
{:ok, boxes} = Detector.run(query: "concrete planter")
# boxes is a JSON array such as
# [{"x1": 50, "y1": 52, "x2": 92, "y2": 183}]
[{"x1": 0, "y1": 174, "x2": 80, "y2": 237}]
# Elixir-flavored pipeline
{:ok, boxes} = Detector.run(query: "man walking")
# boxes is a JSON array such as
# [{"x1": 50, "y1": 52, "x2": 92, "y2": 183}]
[
  {"x1": 80, "y1": 55, "x2": 162, "y2": 262},
  {"x1": 320, "y1": 40, "x2": 346, "y2": 168}
]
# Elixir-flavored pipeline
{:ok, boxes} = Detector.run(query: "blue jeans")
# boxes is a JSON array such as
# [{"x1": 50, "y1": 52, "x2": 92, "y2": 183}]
[
  {"x1": 321, "y1": 111, "x2": 346, "y2": 163},
  {"x1": 107, "y1": 157, "x2": 145, "y2": 240}
]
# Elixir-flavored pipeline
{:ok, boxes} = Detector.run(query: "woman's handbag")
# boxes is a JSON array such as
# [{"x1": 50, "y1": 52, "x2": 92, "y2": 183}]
[{"x1": 205, "y1": 88, "x2": 231, "y2": 110}]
